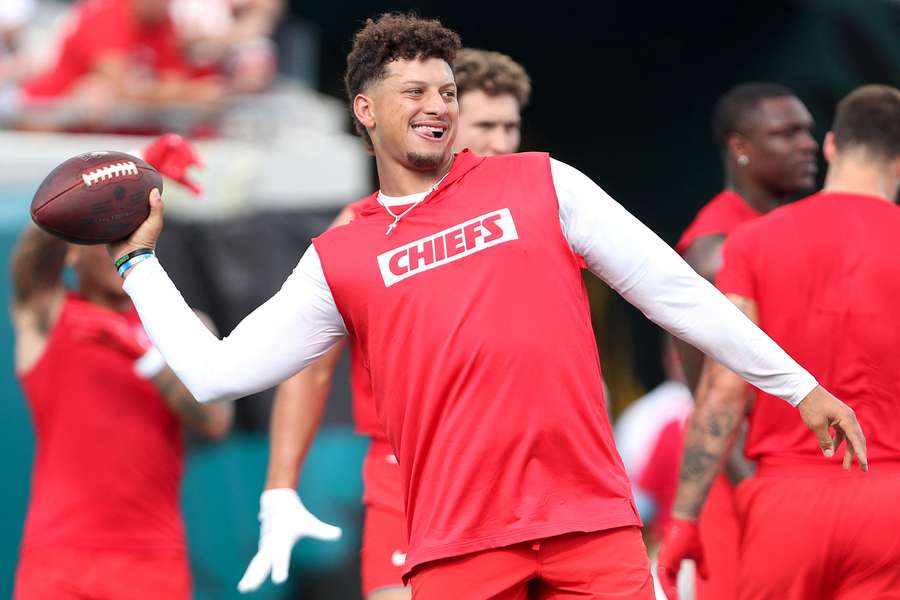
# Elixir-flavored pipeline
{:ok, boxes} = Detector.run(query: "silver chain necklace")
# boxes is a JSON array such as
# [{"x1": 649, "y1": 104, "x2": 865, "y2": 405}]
[{"x1": 380, "y1": 176, "x2": 446, "y2": 236}]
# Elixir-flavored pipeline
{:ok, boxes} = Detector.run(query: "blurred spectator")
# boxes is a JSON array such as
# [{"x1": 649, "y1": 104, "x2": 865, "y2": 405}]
[
  {"x1": 16, "y1": 0, "x2": 226, "y2": 132},
  {"x1": 0, "y1": 0, "x2": 34, "y2": 86},
  {"x1": 171, "y1": 0, "x2": 284, "y2": 93}
]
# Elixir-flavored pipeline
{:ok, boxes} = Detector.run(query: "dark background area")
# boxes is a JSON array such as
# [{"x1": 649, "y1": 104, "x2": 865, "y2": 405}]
[{"x1": 289, "y1": 0, "x2": 900, "y2": 393}]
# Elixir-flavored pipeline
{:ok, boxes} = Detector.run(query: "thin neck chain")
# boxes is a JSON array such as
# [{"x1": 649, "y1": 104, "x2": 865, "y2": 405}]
[
  {"x1": 383, "y1": 199, "x2": 425, "y2": 235},
  {"x1": 379, "y1": 178, "x2": 443, "y2": 236}
]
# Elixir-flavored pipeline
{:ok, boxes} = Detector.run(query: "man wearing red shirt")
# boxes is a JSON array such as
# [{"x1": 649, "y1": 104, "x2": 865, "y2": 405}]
[
  {"x1": 18, "y1": 0, "x2": 223, "y2": 127},
  {"x1": 672, "y1": 82, "x2": 819, "y2": 599},
  {"x1": 11, "y1": 137, "x2": 231, "y2": 600},
  {"x1": 237, "y1": 48, "x2": 533, "y2": 599},
  {"x1": 111, "y1": 14, "x2": 865, "y2": 599},
  {"x1": 658, "y1": 84, "x2": 899, "y2": 600}
]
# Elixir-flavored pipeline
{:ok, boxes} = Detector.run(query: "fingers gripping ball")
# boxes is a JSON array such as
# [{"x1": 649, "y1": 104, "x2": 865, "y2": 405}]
[{"x1": 31, "y1": 151, "x2": 163, "y2": 244}]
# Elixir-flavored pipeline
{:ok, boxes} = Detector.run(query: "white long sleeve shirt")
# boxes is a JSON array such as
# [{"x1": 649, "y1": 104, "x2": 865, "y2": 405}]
[{"x1": 123, "y1": 158, "x2": 818, "y2": 405}]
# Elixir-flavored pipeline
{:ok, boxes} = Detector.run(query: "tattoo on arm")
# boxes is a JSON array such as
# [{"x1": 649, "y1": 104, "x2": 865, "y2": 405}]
[
  {"x1": 153, "y1": 368, "x2": 212, "y2": 428},
  {"x1": 673, "y1": 363, "x2": 746, "y2": 519}
]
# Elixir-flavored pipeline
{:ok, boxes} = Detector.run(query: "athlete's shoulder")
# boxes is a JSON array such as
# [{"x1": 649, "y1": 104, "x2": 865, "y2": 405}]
[
  {"x1": 481, "y1": 151, "x2": 550, "y2": 166},
  {"x1": 730, "y1": 192, "x2": 821, "y2": 240},
  {"x1": 346, "y1": 193, "x2": 380, "y2": 219},
  {"x1": 676, "y1": 190, "x2": 759, "y2": 254}
]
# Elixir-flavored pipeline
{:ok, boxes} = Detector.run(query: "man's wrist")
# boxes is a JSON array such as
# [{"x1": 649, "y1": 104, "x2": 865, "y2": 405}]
[{"x1": 671, "y1": 512, "x2": 699, "y2": 522}]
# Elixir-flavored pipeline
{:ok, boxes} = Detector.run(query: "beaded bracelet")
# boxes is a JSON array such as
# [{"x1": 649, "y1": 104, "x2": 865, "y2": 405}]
[
  {"x1": 117, "y1": 252, "x2": 155, "y2": 278},
  {"x1": 114, "y1": 248, "x2": 154, "y2": 269}
]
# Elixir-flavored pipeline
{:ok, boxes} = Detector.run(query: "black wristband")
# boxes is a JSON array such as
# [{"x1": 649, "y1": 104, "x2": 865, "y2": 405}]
[{"x1": 114, "y1": 248, "x2": 154, "y2": 269}]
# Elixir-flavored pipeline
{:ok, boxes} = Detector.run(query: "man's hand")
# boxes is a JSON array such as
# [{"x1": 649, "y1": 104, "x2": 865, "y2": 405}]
[
  {"x1": 143, "y1": 133, "x2": 205, "y2": 195},
  {"x1": 107, "y1": 188, "x2": 165, "y2": 269},
  {"x1": 797, "y1": 385, "x2": 868, "y2": 471},
  {"x1": 657, "y1": 517, "x2": 708, "y2": 600},
  {"x1": 237, "y1": 489, "x2": 342, "y2": 593}
]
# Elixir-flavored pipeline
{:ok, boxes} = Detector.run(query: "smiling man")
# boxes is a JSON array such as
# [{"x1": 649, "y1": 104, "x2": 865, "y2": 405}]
[
  {"x1": 237, "y1": 46, "x2": 534, "y2": 600},
  {"x1": 109, "y1": 13, "x2": 865, "y2": 599}
]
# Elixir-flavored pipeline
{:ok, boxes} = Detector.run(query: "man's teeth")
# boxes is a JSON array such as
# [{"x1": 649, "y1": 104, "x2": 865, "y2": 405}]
[{"x1": 414, "y1": 125, "x2": 445, "y2": 138}]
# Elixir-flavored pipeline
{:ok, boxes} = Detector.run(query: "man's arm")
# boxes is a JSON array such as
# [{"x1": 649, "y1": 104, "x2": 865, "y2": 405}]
[
  {"x1": 11, "y1": 224, "x2": 68, "y2": 308},
  {"x1": 264, "y1": 204, "x2": 354, "y2": 489},
  {"x1": 677, "y1": 233, "x2": 757, "y2": 485},
  {"x1": 10, "y1": 225, "x2": 68, "y2": 372},
  {"x1": 657, "y1": 294, "x2": 865, "y2": 599},
  {"x1": 110, "y1": 190, "x2": 348, "y2": 404},
  {"x1": 671, "y1": 294, "x2": 756, "y2": 521},
  {"x1": 264, "y1": 343, "x2": 343, "y2": 489},
  {"x1": 551, "y1": 159, "x2": 866, "y2": 464},
  {"x1": 236, "y1": 206, "x2": 354, "y2": 594},
  {"x1": 150, "y1": 364, "x2": 234, "y2": 439},
  {"x1": 675, "y1": 234, "x2": 724, "y2": 392}
]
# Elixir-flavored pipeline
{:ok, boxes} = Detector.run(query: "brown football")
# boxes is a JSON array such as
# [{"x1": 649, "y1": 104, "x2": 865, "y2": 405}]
[{"x1": 31, "y1": 150, "x2": 162, "y2": 244}]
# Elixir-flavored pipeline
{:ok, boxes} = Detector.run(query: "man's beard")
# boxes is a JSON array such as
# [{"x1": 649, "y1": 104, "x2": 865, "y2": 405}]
[{"x1": 407, "y1": 150, "x2": 443, "y2": 170}]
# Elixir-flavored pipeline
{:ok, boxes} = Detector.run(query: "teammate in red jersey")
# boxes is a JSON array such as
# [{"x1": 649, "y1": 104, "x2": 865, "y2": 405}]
[
  {"x1": 672, "y1": 82, "x2": 819, "y2": 600},
  {"x1": 237, "y1": 47, "x2": 532, "y2": 599},
  {"x1": 11, "y1": 137, "x2": 231, "y2": 600},
  {"x1": 111, "y1": 14, "x2": 865, "y2": 599},
  {"x1": 658, "y1": 84, "x2": 898, "y2": 600}
]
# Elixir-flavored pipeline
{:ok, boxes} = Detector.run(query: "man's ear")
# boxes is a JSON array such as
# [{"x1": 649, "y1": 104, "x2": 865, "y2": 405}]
[
  {"x1": 353, "y1": 93, "x2": 376, "y2": 130},
  {"x1": 822, "y1": 131, "x2": 836, "y2": 164},
  {"x1": 726, "y1": 132, "x2": 751, "y2": 164}
]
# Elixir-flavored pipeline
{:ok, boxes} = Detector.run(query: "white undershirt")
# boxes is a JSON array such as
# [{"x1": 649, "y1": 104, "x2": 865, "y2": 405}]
[{"x1": 123, "y1": 158, "x2": 818, "y2": 405}]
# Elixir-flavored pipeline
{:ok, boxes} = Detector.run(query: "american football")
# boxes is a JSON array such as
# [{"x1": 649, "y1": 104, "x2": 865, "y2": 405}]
[{"x1": 31, "y1": 151, "x2": 162, "y2": 244}]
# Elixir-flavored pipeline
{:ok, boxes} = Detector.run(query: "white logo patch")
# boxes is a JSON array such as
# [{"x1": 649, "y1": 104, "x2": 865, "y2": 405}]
[
  {"x1": 391, "y1": 550, "x2": 407, "y2": 567},
  {"x1": 376, "y1": 208, "x2": 518, "y2": 287}
]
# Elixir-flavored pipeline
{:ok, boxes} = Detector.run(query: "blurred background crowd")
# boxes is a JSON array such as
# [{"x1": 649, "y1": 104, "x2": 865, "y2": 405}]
[{"x1": 0, "y1": 0, "x2": 897, "y2": 598}]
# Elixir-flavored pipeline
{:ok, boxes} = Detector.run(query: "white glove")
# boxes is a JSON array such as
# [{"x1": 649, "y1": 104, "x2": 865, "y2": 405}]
[{"x1": 237, "y1": 488, "x2": 342, "y2": 593}]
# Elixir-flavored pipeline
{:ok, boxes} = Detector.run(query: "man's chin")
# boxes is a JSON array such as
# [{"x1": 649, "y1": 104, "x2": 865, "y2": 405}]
[{"x1": 406, "y1": 150, "x2": 447, "y2": 171}]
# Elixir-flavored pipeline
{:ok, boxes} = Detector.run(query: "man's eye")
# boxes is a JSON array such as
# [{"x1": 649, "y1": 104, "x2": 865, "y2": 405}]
[
  {"x1": 442, "y1": 90, "x2": 457, "y2": 99},
  {"x1": 407, "y1": 89, "x2": 422, "y2": 95}
]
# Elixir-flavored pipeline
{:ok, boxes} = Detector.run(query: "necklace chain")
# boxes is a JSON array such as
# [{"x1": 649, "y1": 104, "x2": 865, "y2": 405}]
[{"x1": 380, "y1": 177, "x2": 443, "y2": 236}]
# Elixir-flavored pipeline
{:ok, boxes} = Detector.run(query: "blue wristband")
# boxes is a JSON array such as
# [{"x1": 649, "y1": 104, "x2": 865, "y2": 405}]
[{"x1": 117, "y1": 252, "x2": 154, "y2": 278}]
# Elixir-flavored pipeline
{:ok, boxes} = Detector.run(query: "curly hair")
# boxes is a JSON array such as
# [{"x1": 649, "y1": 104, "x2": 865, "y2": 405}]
[
  {"x1": 453, "y1": 48, "x2": 531, "y2": 107},
  {"x1": 832, "y1": 84, "x2": 900, "y2": 162},
  {"x1": 344, "y1": 13, "x2": 462, "y2": 150}
]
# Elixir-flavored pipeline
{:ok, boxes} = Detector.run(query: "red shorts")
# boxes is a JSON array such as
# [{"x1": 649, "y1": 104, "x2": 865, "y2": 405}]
[
  {"x1": 735, "y1": 464, "x2": 900, "y2": 600},
  {"x1": 14, "y1": 546, "x2": 190, "y2": 600},
  {"x1": 696, "y1": 474, "x2": 740, "y2": 600},
  {"x1": 409, "y1": 526, "x2": 654, "y2": 600},
  {"x1": 361, "y1": 439, "x2": 408, "y2": 597}
]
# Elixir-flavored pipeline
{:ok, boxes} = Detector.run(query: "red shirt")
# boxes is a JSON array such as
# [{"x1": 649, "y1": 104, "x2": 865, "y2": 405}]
[
  {"x1": 314, "y1": 151, "x2": 638, "y2": 575},
  {"x1": 676, "y1": 190, "x2": 761, "y2": 254},
  {"x1": 22, "y1": 0, "x2": 189, "y2": 100},
  {"x1": 637, "y1": 419, "x2": 683, "y2": 536},
  {"x1": 18, "y1": 294, "x2": 186, "y2": 551},
  {"x1": 346, "y1": 197, "x2": 387, "y2": 441},
  {"x1": 717, "y1": 192, "x2": 900, "y2": 467}
]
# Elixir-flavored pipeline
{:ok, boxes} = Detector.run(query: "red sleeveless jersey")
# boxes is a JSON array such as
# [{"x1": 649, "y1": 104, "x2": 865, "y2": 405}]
[
  {"x1": 314, "y1": 151, "x2": 638, "y2": 575},
  {"x1": 346, "y1": 197, "x2": 387, "y2": 441},
  {"x1": 18, "y1": 294, "x2": 186, "y2": 551},
  {"x1": 676, "y1": 190, "x2": 761, "y2": 254}
]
